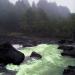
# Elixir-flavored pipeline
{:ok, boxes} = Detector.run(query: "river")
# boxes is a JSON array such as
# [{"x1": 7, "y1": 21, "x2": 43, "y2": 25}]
[{"x1": 1, "y1": 44, "x2": 74, "y2": 75}]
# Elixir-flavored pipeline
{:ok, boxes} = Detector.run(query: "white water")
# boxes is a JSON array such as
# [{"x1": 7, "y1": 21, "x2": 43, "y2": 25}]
[{"x1": 0, "y1": 44, "x2": 75, "y2": 75}]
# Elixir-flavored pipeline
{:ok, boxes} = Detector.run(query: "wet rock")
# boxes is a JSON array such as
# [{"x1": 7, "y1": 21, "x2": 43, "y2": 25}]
[
  {"x1": 58, "y1": 45, "x2": 74, "y2": 51},
  {"x1": 58, "y1": 40, "x2": 66, "y2": 44},
  {"x1": 63, "y1": 66, "x2": 75, "y2": 75},
  {"x1": 68, "y1": 66, "x2": 75, "y2": 69},
  {"x1": 58, "y1": 39, "x2": 74, "y2": 45},
  {"x1": 0, "y1": 42, "x2": 25, "y2": 66},
  {"x1": 30, "y1": 52, "x2": 42, "y2": 59},
  {"x1": 61, "y1": 50, "x2": 75, "y2": 58},
  {"x1": 23, "y1": 44, "x2": 33, "y2": 47},
  {"x1": 66, "y1": 40, "x2": 74, "y2": 44},
  {"x1": 23, "y1": 40, "x2": 37, "y2": 47}
]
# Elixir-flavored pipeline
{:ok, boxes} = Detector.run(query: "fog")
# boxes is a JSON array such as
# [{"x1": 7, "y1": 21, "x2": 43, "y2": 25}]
[
  {"x1": 0, "y1": 1, "x2": 75, "y2": 75},
  {"x1": 0, "y1": 0, "x2": 75, "y2": 40},
  {"x1": 9, "y1": 0, "x2": 75, "y2": 13}
]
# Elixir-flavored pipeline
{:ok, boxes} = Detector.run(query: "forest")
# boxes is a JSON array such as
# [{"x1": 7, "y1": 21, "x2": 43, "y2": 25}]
[
  {"x1": 0, "y1": 0, "x2": 75, "y2": 75},
  {"x1": 0, "y1": 0, "x2": 75, "y2": 39}
]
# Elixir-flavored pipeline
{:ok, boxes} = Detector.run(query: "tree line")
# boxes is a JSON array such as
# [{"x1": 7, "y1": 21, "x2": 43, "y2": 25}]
[{"x1": 0, "y1": 0, "x2": 75, "y2": 39}]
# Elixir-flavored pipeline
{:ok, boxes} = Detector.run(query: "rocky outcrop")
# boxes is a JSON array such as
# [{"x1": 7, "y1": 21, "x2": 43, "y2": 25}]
[
  {"x1": 0, "y1": 42, "x2": 25, "y2": 66},
  {"x1": 30, "y1": 52, "x2": 42, "y2": 59},
  {"x1": 58, "y1": 45, "x2": 74, "y2": 51},
  {"x1": 63, "y1": 66, "x2": 75, "y2": 75}
]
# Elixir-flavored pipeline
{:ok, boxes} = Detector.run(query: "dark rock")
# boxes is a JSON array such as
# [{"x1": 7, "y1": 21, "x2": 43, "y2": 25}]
[
  {"x1": 0, "y1": 42, "x2": 25, "y2": 66},
  {"x1": 58, "y1": 39, "x2": 74, "y2": 45},
  {"x1": 68, "y1": 66, "x2": 75, "y2": 69},
  {"x1": 58, "y1": 45, "x2": 74, "y2": 51},
  {"x1": 58, "y1": 40, "x2": 66, "y2": 44},
  {"x1": 23, "y1": 40, "x2": 37, "y2": 47},
  {"x1": 30, "y1": 52, "x2": 42, "y2": 59},
  {"x1": 63, "y1": 66, "x2": 75, "y2": 75},
  {"x1": 23, "y1": 44, "x2": 33, "y2": 47},
  {"x1": 66, "y1": 40, "x2": 74, "y2": 44},
  {"x1": 61, "y1": 50, "x2": 75, "y2": 58}
]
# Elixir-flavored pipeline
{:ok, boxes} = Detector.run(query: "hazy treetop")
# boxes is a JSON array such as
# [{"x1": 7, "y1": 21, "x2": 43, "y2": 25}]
[{"x1": 9, "y1": 0, "x2": 75, "y2": 13}]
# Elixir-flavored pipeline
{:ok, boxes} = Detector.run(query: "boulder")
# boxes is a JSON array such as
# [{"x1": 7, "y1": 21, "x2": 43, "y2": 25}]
[
  {"x1": 63, "y1": 66, "x2": 75, "y2": 75},
  {"x1": 58, "y1": 45, "x2": 74, "y2": 51},
  {"x1": 58, "y1": 40, "x2": 66, "y2": 44},
  {"x1": 61, "y1": 50, "x2": 75, "y2": 58},
  {"x1": 23, "y1": 40, "x2": 37, "y2": 47},
  {"x1": 66, "y1": 40, "x2": 74, "y2": 44},
  {"x1": 58, "y1": 39, "x2": 74, "y2": 45},
  {"x1": 30, "y1": 52, "x2": 42, "y2": 59},
  {"x1": 0, "y1": 42, "x2": 25, "y2": 66}
]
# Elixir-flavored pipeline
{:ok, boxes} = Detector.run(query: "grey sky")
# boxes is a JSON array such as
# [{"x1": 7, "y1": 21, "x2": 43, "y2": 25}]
[{"x1": 9, "y1": 0, "x2": 75, "y2": 13}]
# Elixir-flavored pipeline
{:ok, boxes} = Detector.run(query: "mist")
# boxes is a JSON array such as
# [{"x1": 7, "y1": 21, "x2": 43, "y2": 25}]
[
  {"x1": 0, "y1": 0, "x2": 75, "y2": 75},
  {"x1": 9, "y1": 0, "x2": 75, "y2": 13},
  {"x1": 0, "y1": 0, "x2": 74, "y2": 36},
  {"x1": 0, "y1": 0, "x2": 74, "y2": 38}
]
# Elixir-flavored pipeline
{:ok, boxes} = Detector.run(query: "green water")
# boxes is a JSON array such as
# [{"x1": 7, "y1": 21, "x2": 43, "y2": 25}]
[{"x1": 5, "y1": 44, "x2": 75, "y2": 75}]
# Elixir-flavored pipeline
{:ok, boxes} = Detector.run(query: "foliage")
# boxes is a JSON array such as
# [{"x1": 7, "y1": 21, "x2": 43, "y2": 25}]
[{"x1": 0, "y1": 0, "x2": 75, "y2": 39}]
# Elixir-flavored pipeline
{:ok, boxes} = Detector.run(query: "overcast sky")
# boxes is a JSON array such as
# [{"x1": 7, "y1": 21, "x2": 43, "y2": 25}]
[{"x1": 9, "y1": 0, "x2": 75, "y2": 13}]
